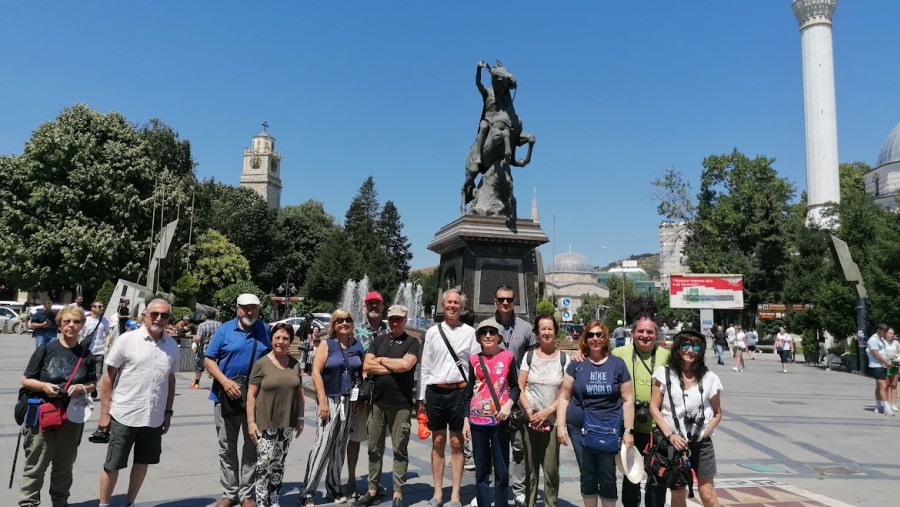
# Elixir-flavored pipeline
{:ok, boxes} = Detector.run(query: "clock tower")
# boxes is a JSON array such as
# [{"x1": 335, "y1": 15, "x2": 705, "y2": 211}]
[{"x1": 239, "y1": 123, "x2": 283, "y2": 208}]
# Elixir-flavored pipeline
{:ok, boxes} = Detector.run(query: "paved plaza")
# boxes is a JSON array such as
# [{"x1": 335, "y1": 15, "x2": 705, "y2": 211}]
[{"x1": 2, "y1": 333, "x2": 897, "y2": 506}]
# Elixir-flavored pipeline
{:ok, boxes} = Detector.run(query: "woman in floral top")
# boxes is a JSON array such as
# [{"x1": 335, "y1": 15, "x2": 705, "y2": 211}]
[{"x1": 464, "y1": 318, "x2": 521, "y2": 507}]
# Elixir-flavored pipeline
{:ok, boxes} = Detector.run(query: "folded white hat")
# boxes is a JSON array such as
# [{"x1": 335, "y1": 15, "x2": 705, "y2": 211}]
[
  {"x1": 615, "y1": 442, "x2": 645, "y2": 484},
  {"x1": 65, "y1": 396, "x2": 94, "y2": 424}
]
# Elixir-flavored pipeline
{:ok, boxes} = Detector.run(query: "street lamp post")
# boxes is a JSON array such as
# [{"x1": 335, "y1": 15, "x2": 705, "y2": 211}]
[
  {"x1": 621, "y1": 260, "x2": 627, "y2": 326},
  {"x1": 275, "y1": 276, "x2": 297, "y2": 321}
]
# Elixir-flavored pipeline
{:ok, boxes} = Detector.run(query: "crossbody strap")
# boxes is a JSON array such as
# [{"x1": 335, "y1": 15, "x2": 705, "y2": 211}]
[
  {"x1": 664, "y1": 367, "x2": 684, "y2": 439},
  {"x1": 63, "y1": 346, "x2": 89, "y2": 391},
  {"x1": 437, "y1": 324, "x2": 467, "y2": 381},
  {"x1": 245, "y1": 335, "x2": 259, "y2": 377},
  {"x1": 477, "y1": 354, "x2": 503, "y2": 414}
]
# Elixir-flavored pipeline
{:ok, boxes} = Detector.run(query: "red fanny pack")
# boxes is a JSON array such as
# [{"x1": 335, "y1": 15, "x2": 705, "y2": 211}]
[{"x1": 38, "y1": 352, "x2": 85, "y2": 432}]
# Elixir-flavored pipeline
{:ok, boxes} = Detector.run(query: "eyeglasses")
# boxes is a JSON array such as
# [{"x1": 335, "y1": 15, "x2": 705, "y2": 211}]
[
  {"x1": 148, "y1": 312, "x2": 171, "y2": 320},
  {"x1": 61, "y1": 319, "x2": 82, "y2": 325},
  {"x1": 586, "y1": 332, "x2": 606, "y2": 339},
  {"x1": 495, "y1": 297, "x2": 514, "y2": 304},
  {"x1": 680, "y1": 344, "x2": 702, "y2": 352},
  {"x1": 335, "y1": 317, "x2": 353, "y2": 324}
]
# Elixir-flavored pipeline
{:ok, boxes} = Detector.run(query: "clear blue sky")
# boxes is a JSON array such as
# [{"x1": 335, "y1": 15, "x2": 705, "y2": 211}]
[{"x1": 2, "y1": 2, "x2": 898, "y2": 271}]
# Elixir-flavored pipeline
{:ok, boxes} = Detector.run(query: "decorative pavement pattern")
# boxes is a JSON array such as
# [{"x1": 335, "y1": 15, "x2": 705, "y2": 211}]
[{"x1": 687, "y1": 479, "x2": 854, "y2": 507}]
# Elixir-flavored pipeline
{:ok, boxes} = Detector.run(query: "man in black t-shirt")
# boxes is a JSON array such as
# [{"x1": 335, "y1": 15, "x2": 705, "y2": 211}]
[
  {"x1": 357, "y1": 305, "x2": 420, "y2": 507},
  {"x1": 117, "y1": 299, "x2": 131, "y2": 335},
  {"x1": 712, "y1": 325, "x2": 728, "y2": 365}
]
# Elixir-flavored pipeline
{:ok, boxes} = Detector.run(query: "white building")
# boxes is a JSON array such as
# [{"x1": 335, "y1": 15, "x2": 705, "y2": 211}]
[
  {"x1": 239, "y1": 127, "x2": 283, "y2": 209},
  {"x1": 863, "y1": 122, "x2": 900, "y2": 211},
  {"x1": 659, "y1": 222, "x2": 689, "y2": 288},
  {"x1": 545, "y1": 251, "x2": 608, "y2": 319}
]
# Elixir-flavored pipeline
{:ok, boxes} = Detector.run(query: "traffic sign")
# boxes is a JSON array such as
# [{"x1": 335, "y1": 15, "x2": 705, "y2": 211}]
[
  {"x1": 561, "y1": 297, "x2": 571, "y2": 308},
  {"x1": 562, "y1": 310, "x2": 572, "y2": 322}
]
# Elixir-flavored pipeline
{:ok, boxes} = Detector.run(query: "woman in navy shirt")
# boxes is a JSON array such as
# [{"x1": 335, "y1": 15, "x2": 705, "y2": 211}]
[
  {"x1": 300, "y1": 309, "x2": 364, "y2": 507},
  {"x1": 557, "y1": 321, "x2": 635, "y2": 507}
]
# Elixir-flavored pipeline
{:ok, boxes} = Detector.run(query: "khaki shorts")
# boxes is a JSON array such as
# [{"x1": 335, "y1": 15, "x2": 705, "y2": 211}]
[{"x1": 349, "y1": 403, "x2": 368, "y2": 443}]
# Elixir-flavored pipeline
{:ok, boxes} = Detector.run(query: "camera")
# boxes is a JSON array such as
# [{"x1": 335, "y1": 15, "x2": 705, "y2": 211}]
[
  {"x1": 635, "y1": 401, "x2": 651, "y2": 425},
  {"x1": 88, "y1": 430, "x2": 110, "y2": 444},
  {"x1": 684, "y1": 413, "x2": 706, "y2": 442}
]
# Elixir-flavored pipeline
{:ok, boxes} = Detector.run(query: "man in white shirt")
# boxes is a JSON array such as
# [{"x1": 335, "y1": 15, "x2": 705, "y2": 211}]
[
  {"x1": 725, "y1": 324, "x2": 736, "y2": 358},
  {"x1": 416, "y1": 289, "x2": 478, "y2": 507},
  {"x1": 81, "y1": 300, "x2": 111, "y2": 399},
  {"x1": 97, "y1": 299, "x2": 179, "y2": 507}
]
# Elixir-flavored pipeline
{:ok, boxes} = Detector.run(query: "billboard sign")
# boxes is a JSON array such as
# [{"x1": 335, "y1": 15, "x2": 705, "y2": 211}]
[{"x1": 669, "y1": 274, "x2": 744, "y2": 310}]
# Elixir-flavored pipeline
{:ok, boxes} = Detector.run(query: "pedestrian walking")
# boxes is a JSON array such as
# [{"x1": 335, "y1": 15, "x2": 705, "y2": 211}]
[
  {"x1": 774, "y1": 327, "x2": 794, "y2": 374},
  {"x1": 731, "y1": 325, "x2": 746, "y2": 372},
  {"x1": 866, "y1": 323, "x2": 894, "y2": 416},
  {"x1": 884, "y1": 328, "x2": 899, "y2": 413},
  {"x1": 712, "y1": 326, "x2": 727, "y2": 366}
]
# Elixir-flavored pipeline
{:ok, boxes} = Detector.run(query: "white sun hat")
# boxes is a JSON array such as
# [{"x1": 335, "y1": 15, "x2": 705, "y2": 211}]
[
  {"x1": 65, "y1": 395, "x2": 94, "y2": 424},
  {"x1": 615, "y1": 442, "x2": 646, "y2": 484}
]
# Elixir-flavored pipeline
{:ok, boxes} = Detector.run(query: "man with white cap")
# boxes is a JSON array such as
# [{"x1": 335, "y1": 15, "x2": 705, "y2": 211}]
[{"x1": 205, "y1": 293, "x2": 271, "y2": 507}]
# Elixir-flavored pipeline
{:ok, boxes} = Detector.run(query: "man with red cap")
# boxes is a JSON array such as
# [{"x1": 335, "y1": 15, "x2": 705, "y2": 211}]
[{"x1": 345, "y1": 291, "x2": 390, "y2": 499}]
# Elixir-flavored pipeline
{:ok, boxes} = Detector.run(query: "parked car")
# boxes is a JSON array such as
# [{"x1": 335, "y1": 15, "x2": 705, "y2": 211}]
[
  {"x1": 0, "y1": 306, "x2": 23, "y2": 333},
  {"x1": 273, "y1": 313, "x2": 331, "y2": 335},
  {"x1": 564, "y1": 323, "x2": 584, "y2": 340}
]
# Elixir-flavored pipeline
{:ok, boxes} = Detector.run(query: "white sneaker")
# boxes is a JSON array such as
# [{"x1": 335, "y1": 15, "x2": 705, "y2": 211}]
[
  {"x1": 892, "y1": 404, "x2": 899, "y2": 412},
  {"x1": 515, "y1": 494, "x2": 526, "y2": 507},
  {"x1": 732, "y1": 367, "x2": 739, "y2": 372},
  {"x1": 885, "y1": 405, "x2": 895, "y2": 416}
]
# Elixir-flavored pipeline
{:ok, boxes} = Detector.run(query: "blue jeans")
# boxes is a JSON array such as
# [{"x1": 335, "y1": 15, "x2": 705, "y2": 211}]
[
  {"x1": 34, "y1": 333, "x2": 55, "y2": 349},
  {"x1": 714, "y1": 344, "x2": 724, "y2": 364},
  {"x1": 567, "y1": 424, "x2": 617, "y2": 501},
  {"x1": 471, "y1": 424, "x2": 510, "y2": 507}
]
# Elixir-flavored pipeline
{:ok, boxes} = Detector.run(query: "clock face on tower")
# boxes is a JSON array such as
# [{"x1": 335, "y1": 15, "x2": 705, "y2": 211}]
[{"x1": 250, "y1": 155, "x2": 262, "y2": 169}]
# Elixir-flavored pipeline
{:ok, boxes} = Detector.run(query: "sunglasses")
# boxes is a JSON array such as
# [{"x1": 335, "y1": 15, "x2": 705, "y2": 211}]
[
  {"x1": 680, "y1": 344, "x2": 702, "y2": 352},
  {"x1": 478, "y1": 329, "x2": 499, "y2": 337},
  {"x1": 335, "y1": 317, "x2": 354, "y2": 324},
  {"x1": 586, "y1": 331, "x2": 606, "y2": 339},
  {"x1": 495, "y1": 297, "x2": 514, "y2": 303},
  {"x1": 61, "y1": 319, "x2": 82, "y2": 325},
  {"x1": 148, "y1": 312, "x2": 171, "y2": 320}
]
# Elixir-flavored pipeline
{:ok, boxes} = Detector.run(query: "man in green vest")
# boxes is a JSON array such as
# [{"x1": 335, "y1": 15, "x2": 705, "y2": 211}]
[{"x1": 611, "y1": 314, "x2": 670, "y2": 507}]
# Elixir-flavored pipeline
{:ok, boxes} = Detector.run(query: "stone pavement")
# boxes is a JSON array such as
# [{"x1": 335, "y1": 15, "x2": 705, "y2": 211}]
[{"x1": 1, "y1": 333, "x2": 897, "y2": 506}]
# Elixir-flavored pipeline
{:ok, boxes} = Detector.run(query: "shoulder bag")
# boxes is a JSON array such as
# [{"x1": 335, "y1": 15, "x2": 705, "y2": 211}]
[
  {"x1": 643, "y1": 367, "x2": 695, "y2": 497},
  {"x1": 39, "y1": 347, "x2": 88, "y2": 432},
  {"x1": 213, "y1": 337, "x2": 258, "y2": 417},
  {"x1": 574, "y1": 360, "x2": 622, "y2": 453},
  {"x1": 477, "y1": 354, "x2": 526, "y2": 434}
]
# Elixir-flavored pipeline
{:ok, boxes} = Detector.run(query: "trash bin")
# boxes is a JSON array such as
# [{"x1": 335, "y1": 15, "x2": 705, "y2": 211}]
[{"x1": 178, "y1": 339, "x2": 195, "y2": 372}]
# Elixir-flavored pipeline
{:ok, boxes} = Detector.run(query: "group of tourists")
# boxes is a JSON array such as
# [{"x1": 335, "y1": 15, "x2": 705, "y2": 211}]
[{"x1": 17, "y1": 286, "x2": 726, "y2": 507}]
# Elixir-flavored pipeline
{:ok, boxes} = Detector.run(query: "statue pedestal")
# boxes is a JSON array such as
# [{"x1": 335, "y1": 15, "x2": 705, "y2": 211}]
[{"x1": 428, "y1": 215, "x2": 549, "y2": 322}]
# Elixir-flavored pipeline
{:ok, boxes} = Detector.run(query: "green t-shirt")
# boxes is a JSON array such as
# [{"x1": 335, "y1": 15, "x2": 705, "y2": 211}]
[
  {"x1": 612, "y1": 343, "x2": 670, "y2": 434},
  {"x1": 249, "y1": 355, "x2": 302, "y2": 430}
]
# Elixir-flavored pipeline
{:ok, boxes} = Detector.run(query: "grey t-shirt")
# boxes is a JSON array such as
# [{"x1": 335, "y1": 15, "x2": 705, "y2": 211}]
[{"x1": 249, "y1": 355, "x2": 302, "y2": 430}]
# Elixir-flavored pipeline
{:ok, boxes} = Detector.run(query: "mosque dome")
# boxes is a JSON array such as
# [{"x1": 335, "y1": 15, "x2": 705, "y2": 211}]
[
  {"x1": 549, "y1": 251, "x2": 594, "y2": 273},
  {"x1": 877, "y1": 122, "x2": 900, "y2": 167}
]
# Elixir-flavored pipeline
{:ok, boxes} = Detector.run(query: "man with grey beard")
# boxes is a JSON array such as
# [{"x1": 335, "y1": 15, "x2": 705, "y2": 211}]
[{"x1": 205, "y1": 294, "x2": 271, "y2": 507}]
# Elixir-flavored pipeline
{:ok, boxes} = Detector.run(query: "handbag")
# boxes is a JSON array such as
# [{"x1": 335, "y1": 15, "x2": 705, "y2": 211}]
[
  {"x1": 581, "y1": 410, "x2": 622, "y2": 452},
  {"x1": 38, "y1": 350, "x2": 87, "y2": 432},
  {"x1": 213, "y1": 337, "x2": 258, "y2": 417},
  {"x1": 642, "y1": 367, "x2": 695, "y2": 497},
  {"x1": 476, "y1": 354, "x2": 525, "y2": 434}
]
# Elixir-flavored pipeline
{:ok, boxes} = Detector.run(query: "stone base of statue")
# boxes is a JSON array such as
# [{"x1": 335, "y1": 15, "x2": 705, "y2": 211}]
[
  {"x1": 470, "y1": 163, "x2": 516, "y2": 218},
  {"x1": 427, "y1": 214, "x2": 549, "y2": 322}
]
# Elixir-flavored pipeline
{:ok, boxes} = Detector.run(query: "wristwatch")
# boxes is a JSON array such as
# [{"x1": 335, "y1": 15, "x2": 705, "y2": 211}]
[{"x1": 624, "y1": 428, "x2": 634, "y2": 435}]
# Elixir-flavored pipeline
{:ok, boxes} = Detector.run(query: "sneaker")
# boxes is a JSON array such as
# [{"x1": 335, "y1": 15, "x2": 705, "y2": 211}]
[
  {"x1": 885, "y1": 405, "x2": 895, "y2": 416},
  {"x1": 783, "y1": 369, "x2": 787, "y2": 374},
  {"x1": 515, "y1": 494, "x2": 526, "y2": 507},
  {"x1": 425, "y1": 499, "x2": 443, "y2": 507},
  {"x1": 892, "y1": 404, "x2": 899, "y2": 412},
  {"x1": 392, "y1": 498, "x2": 403, "y2": 507},
  {"x1": 464, "y1": 462, "x2": 475, "y2": 471},
  {"x1": 353, "y1": 490, "x2": 384, "y2": 507},
  {"x1": 731, "y1": 367, "x2": 739, "y2": 372}
]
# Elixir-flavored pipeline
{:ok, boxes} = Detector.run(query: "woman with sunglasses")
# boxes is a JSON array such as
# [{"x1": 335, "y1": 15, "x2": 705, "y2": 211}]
[
  {"x1": 649, "y1": 331, "x2": 723, "y2": 507},
  {"x1": 463, "y1": 318, "x2": 521, "y2": 507},
  {"x1": 300, "y1": 309, "x2": 365, "y2": 507},
  {"x1": 557, "y1": 321, "x2": 634, "y2": 507},
  {"x1": 517, "y1": 314, "x2": 570, "y2": 507},
  {"x1": 19, "y1": 306, "x2": 97, "y2": 507}
]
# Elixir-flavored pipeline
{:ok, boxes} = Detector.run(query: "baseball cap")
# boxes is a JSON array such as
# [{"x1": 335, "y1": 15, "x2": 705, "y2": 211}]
[
  {"x1": 364, "y1": 291, "x2": 383, "y2": 303},
  {"x1": 236, "y1": 293, "x2": 261, "y2": 306},
  {"x1": 387, "y1": 305, "x2": 408, "y2": 318}
]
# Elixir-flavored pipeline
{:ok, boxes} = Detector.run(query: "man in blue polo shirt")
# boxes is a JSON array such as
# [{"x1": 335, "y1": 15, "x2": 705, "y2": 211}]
[
  {"x1": 204, "y1": 293, "x2": 271, "y2": 507},
  {"x1": 30, "y1": 300, "x2": 58, "y2": 348}
]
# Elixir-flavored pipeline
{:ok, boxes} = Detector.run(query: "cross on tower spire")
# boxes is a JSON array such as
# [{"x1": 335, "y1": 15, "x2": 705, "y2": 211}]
[{"x1": 261, "y1": 121, "x2": 269, "y2": 132}]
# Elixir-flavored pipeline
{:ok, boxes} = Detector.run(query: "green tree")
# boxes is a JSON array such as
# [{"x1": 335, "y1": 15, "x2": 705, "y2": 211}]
[
  {"x1": 171, "y1": 273, "x2": 201, "y2": 306},
  {"x1": 304, "y1": 228, "x2": 363, "y2": 304},
  {"x1": 409, "y1": 268, "x2": 439, "y2": 317},
  {"x1": 96, "y1": 280, "x2": 116, "y2": 308},
  {"x1": 600, "y1": 276, "x2": 636, "y2": 328},
  {"x1": 378, "y1": 200, "x2": 413, "y2": 281},
  {"x1": 0, "y1": 104, "x2": 195, "y2": 295},
  {"x1": 575, "y1": 293, "x2": 604, "y2": 325},
  {"x1": 192, "y1": 230, "x2": 252, "y2": 301},
  {"x1": 343, "y1": 177, "x2": 397, "y2": 296},
  {"x1": 214, "y1": 280, "x2": 268, "y2": 322},
  {"x1": 274, "y1": 200, "x2": 340, "y2": 292},
  {"x1": 536, "y1": 299, "x2": 555, "y2": 315}
]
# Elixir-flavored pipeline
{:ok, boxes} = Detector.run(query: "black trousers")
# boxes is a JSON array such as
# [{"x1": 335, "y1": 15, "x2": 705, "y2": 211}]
[{"x1": 621, "y1": 431, "x2": 666, "y2": 507}]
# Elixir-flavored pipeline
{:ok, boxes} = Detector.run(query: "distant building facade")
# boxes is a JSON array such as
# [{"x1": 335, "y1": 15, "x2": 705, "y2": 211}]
[
  {"x1": 659, "y1": 222, "x2": 689, "y2": 289},
  {"x1": 597, "y1": 260, "x2": 661, "y2": 297},
  {"x1": 863, "y1": 122, "x2": 900, "y2": 211},
  {"x1": 239, "y1": 127, "x2": 283, "y2": 208},
  {"x1": 545, "y1": 251, "x2": 608, "y2": 319}
]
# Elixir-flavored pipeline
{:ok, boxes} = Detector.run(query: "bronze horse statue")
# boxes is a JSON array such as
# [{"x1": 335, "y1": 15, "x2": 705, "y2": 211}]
[{"x1": 461, "y1": 60, "x2": 536, "y2": 214}]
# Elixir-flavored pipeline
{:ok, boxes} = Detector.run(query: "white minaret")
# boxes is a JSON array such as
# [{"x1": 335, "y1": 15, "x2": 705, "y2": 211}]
[{"x1": 792, "y1": 0, "x2": 840, "y2": 229}]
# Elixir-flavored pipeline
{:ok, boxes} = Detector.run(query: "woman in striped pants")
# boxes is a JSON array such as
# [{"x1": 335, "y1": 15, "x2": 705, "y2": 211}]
[{"x1": 300, "y1": 309, "x2": 365, "y2": 507}]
